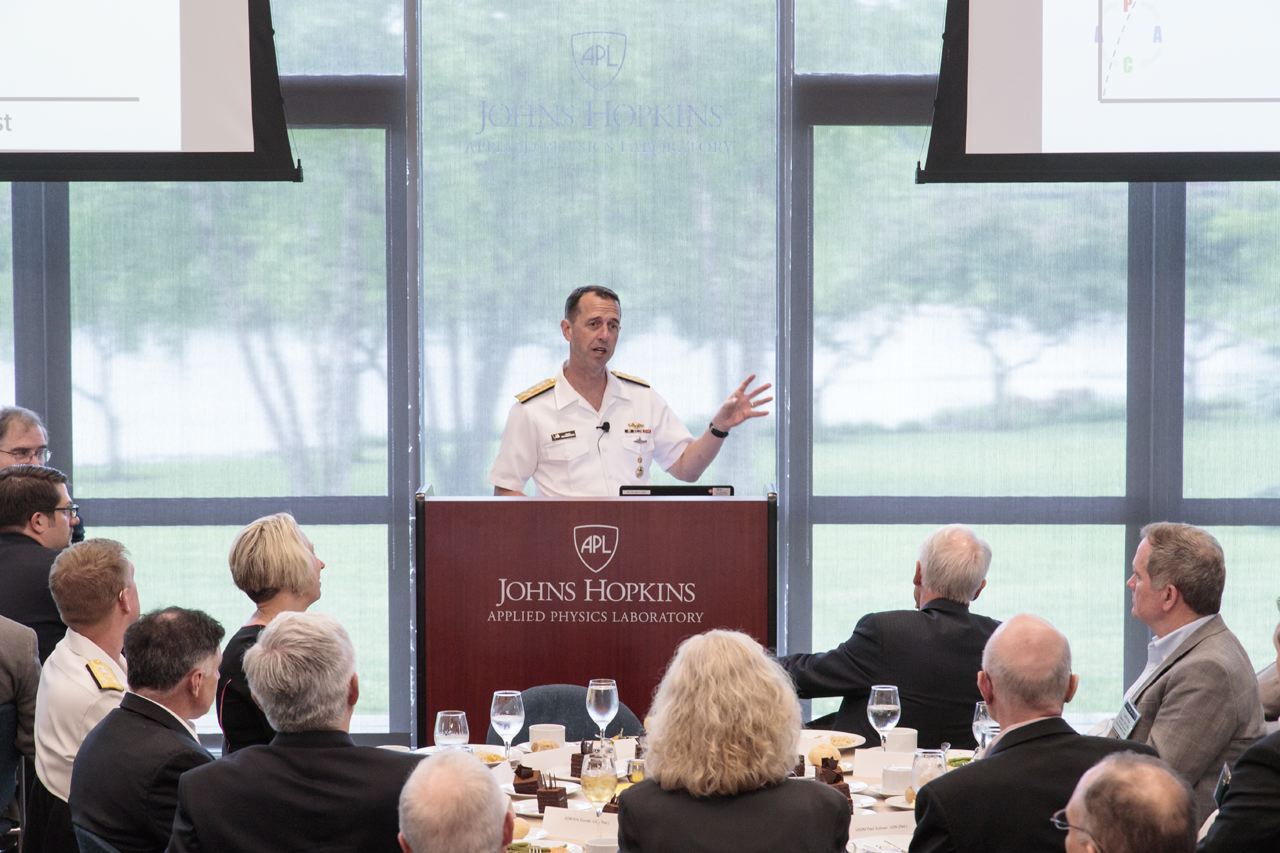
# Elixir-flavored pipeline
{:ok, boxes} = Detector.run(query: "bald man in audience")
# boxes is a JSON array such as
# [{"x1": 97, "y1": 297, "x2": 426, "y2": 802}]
[
  {"x1": 70, "y1": 607, "x2": 222, "y2": 853},
  {"x1": 398, "y1": 750, "x2": 515, "y2": 853},
  {"x1": 910, "y1": 614, "x2": 1155, "y2": 853},
  {"x1": 28, "y1": 539, "x2": 141, "y2": 853},
  {"x1": 1108, "y1": 522, "x2": 1264, "y2": 822},
  {"x1": 1062, "y1": 752, "x2": 1196, "y2": 853},
  {"x1": 780, "y1": 524, "x2": 999, "y2": 748},
  {"x1": 168, "y1": 612, "x2": 421, "y2": 852}
]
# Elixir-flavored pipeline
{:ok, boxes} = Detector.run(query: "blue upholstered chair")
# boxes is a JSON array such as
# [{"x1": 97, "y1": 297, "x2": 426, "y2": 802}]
[{"x1": 485, "y1": 683, "x2": 643, "y2": 745}]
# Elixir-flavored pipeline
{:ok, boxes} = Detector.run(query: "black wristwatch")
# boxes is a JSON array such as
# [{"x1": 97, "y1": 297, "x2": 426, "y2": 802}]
[{"x1": 709, "y1": 422, "x2": 729, "y2": 439}]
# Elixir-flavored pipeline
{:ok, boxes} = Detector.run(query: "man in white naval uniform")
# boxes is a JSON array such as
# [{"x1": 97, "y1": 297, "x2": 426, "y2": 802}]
[
  {"x1": 489, "y1": 285, "x2": 771, "y2": 496},
  {"x1": 28, "y1": 538, "x2": 140, "y2": 853}
]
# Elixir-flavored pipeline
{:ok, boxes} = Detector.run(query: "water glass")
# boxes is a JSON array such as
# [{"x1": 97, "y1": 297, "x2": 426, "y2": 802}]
[{"x1": 434, "y1": 709, "x2": 469, "y2": 749}]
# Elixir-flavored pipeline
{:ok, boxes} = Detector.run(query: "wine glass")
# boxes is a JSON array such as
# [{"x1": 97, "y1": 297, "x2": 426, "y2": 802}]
[
  {"x1": 580, "y1": 751, "x2": 618, "y2": 816},
  {"x1": 972, "y1": 701, "x2": 995, "y2": 751},
  {"x1": 434, "y1": 710, "x2": 469, "y2": 750},
  {"x1": 490, "y1": 690, "x2": 525, "y2": 761},
  {"x1": 866, "y1": 685, "x2": 901, "y2": 751},
  {"x1": 586, "y1": 678, "x2": 619, "y2": 742},
  {"x1": 909, "y1": 748, "x2": 947, "y2": 801}
]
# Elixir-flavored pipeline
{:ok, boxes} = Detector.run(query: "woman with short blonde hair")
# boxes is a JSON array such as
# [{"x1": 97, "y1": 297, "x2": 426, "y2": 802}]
[
  {"x1": 217, "y1": 512, "x2": 325, "y2": 753},
  {"x1": 618, "y1": 630, "x2": 849, "y2": 852}
]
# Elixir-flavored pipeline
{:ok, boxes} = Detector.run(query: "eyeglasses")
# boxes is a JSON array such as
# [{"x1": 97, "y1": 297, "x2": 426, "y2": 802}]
[
  {"x1": 1051, "y1": 809, "x2": 1102, "y2": 851},
  {"x1": 0, "y1": 446, "x2": 51, "y2": 464},
  {"x1": 47, "y1": 504, "x2": 80, "y2": 519}
]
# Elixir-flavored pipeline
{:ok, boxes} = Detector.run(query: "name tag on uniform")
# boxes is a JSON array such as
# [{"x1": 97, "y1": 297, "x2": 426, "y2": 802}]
[
  {"x1": 550, "y1": 430, "x2": 576, "y2": 441},
  {"x1": 1113, "y1": 699, "x2": 1141, "y2": 738}
]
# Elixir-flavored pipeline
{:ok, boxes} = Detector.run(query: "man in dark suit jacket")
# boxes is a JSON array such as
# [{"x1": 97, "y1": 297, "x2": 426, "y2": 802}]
[
  {"x1": 70, "y1": 607, "x2": 223, "y2": 853},
  {"x1": 779, "y1": 524, "x2": 999, "y2": 748},
  {"x1": 168, "y1": 612, "x2": 422, "y2": 853},
  {"x1": 911, "y1": 614, "x2": 1157, "y2": 853},
  {"x1": 0, "y1": 464, "x2": 75, "y2": 661},
  {"x1": 1197, "y1": 730, "x2": 1280, "y2": 851}
]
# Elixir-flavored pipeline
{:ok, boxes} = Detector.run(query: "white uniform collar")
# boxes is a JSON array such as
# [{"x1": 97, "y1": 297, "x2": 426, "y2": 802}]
[{"x1": 553, "y1": 365, "x2": 630, "y2": 413}]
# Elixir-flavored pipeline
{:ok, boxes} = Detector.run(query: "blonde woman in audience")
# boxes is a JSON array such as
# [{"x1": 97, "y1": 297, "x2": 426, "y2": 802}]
[
  {"x1": 216, "y1": 512, "x2": 324, "y2": 753},
  {"x1": 618, "y1": 629, "x2": 849, "y2": 853}
]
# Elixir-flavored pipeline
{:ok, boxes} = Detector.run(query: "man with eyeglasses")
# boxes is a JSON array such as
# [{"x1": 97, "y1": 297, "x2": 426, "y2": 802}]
[
  {"x1": 1059, "y1": 752, "x2": 1195, "y2": 853},
  {"x1": 0, "y1": 406, "x2": 84, "y2": 543},
  {"x1": 0, "y1": 464, "x2": 76, "y2": 661}
]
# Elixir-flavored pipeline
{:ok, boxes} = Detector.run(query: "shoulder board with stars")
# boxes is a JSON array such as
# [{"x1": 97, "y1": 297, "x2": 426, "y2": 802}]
[
  {"x1": 85, "y1": 659, "x2": 125, "y2": 692},
  {"x1": 611, "y1": 370, "x2": 650, "y2": 388},
  {"x1": 515, "y1": 377, "x2": 556, "y2": 403}
]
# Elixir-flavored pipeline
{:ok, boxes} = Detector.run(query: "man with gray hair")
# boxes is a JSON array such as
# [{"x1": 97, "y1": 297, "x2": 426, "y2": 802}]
[
  {"x1": 1108, "y1": 522, "x2": 1263, "y2": 822},
  {"x1": 398, "y1": 750, "x2": 514, "y2": 853},
  {"x1": 1061, "y1": 752, "x2": 1196, "y2": 853},
  {"x1": 168, "y1": 612, "x2": 421, "y2": 853},
  {"x1": 911, "y1": 615, "x2": 1156, "y2": 853},
  {"x1": 779, "y1": 524, "x2": 999, "y2": 747}
]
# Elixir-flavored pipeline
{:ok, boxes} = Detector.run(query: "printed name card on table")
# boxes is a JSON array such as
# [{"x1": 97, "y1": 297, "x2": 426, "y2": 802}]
[
  {"x1": 542, "y1": 807, "x2": 618, "y2": 841},
  {"x1": 851, "y1": 749, "x2": 916, "y2": 779},
  {"x1": 850, "y1": 810, "x2": 916, "y2": 837}
]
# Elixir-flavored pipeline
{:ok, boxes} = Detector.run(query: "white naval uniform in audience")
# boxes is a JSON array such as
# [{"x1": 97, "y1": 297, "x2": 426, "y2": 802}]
[
  {"x1": 489, "y1": 367, "x2": 693, "y2": 496},
  {"x1": 34, "y1": 628, "x2": 127, "y2": 801}
]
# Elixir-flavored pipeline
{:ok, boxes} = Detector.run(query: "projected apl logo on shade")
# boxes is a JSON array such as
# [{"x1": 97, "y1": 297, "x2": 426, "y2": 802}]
[
  {"x1": 571, "y1": 32, "x2": 626, "y2": 90},
  {"x1": 574, "y1": 525, "x2": 619, "y2": 573}
]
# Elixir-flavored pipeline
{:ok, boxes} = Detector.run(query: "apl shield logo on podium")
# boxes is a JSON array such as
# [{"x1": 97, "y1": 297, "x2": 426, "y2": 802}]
[
  {"x1": 574, "y1": 525, "x2": 619, "y2": 573},
  {"x1": 571, "y1": 32, "x2": 626, "y2": 90}
]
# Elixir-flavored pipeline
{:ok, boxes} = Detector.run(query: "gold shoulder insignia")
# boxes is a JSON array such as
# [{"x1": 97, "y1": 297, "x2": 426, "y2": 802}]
[
  {"x1": 85, "y1": 659, "x2": 125, "y2": 692},
  {"x1": 611, "y1": 370, "x2": 650, "y2": 388},
  {"x1": 515, "y1": 377, "x2": 556, "y2": 403}
]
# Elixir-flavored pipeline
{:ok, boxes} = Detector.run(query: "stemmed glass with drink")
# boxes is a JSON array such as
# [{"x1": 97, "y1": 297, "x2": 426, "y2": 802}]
[
  {"x1": 434, "y1": 710, "x2": 469, "y2": 749},
  {"x1": 490, "y1": 690, "x2": 525, "y2": 761},
  {"x1": 586, "y1": 678, "x2": 619, "y2": 744},
  {"x1": 580, "y1": 751, "x2": 618, "y2": 816},
  {"x1": 972, "y1": 701, "x2": 998, "y2": 751},
  {"x1": 867, "y1": 684, "x2": 902, "y2": 751}
]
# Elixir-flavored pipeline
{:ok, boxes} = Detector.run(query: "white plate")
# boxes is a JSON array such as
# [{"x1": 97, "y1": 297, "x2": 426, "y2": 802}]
[
  {"x1": 799, "y1": 729, "x2": 867, "y2": 751},
  {"x1": 503, "y1": 781, "x2": 582, "y2": 799},
  {"x1": 884, "y1": 795, "x2": 914, "y2": 810},
  {"x1": 508, "y1": 842, "x2": 583, "y2": 853},
  {"x1": 865, "y1": 784, "x2": 905, "y2": 798},
  {"x1": 413, "y1": 744, "x2": 522, "y2": 767},
  {"x1": 512, "y1": 800, "x2": 596, "y2": 817}
]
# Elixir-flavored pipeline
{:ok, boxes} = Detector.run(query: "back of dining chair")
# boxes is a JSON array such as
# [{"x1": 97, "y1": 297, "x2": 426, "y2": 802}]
[
  {"x1": 485, "y1": 683, "x2": 644, "y2": 745},
  {"x1": 74, "y1": 823, "x2": 124, "y2": 853}
]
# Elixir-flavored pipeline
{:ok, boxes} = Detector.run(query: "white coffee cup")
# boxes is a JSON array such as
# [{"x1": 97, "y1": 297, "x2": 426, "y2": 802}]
[
  {"x1": 882, "y1": 764, "x2": 913, "y2": 795},
  {"x1": 527, "y1": 723, "x2": 567, "y2": 750},
  {"x1": 884, "y1": 727, "x2": 917, "y2": 753},
  {"x1": 584, "y1": 838, "x2": 619, "y2": 853}
]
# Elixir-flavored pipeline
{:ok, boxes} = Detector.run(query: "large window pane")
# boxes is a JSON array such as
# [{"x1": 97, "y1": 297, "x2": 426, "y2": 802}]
[
  {"x1": 69, "y1": 130, "x2": 388, "y2": 498},
  {"x1": 272, "y1": 0, "x2": 403, "y2": 75},
  {"x1": 422, "y1": 1, "x2": 778, "y2": 495},
  {"x1": 1206, "y1": 527, "x2": 1280, "y2": 673},
  {"x1": 98, "y1": 524, "x2": 390, "y2": 732},
  {"x1": 796, "y1": 0, "x2": 947, "y2": 74},
  {"x1": 813, "y1": 127, "x2": 1128, "y2": 496},
  {"x1": 1185, "y1": 184, "x2": 1280, "y2": 498},
  {"x1": 810, "y1": 525, "x2": 1124, "y2": 726}
]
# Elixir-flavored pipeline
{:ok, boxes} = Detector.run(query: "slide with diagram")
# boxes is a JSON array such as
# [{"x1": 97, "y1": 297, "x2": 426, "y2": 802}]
[{"x1": 1098, "y1": 0, "x2": 1280, "y2": 102}]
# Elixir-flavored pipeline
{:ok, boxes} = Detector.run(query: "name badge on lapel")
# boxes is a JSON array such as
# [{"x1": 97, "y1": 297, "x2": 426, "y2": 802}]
[{"x1": 1113, "y1": 699, "x2": 1141, "y2": 738}]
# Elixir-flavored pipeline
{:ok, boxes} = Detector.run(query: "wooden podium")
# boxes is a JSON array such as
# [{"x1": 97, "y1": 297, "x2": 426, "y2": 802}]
[{"x1": 414, "y1": 495, "x2": 777, "y2": 745}]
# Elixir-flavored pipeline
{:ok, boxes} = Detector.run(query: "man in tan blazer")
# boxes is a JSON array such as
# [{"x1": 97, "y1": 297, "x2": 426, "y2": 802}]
[{"x1": 1110, "y1": 522, "x2": 1265, "y2": 823}]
